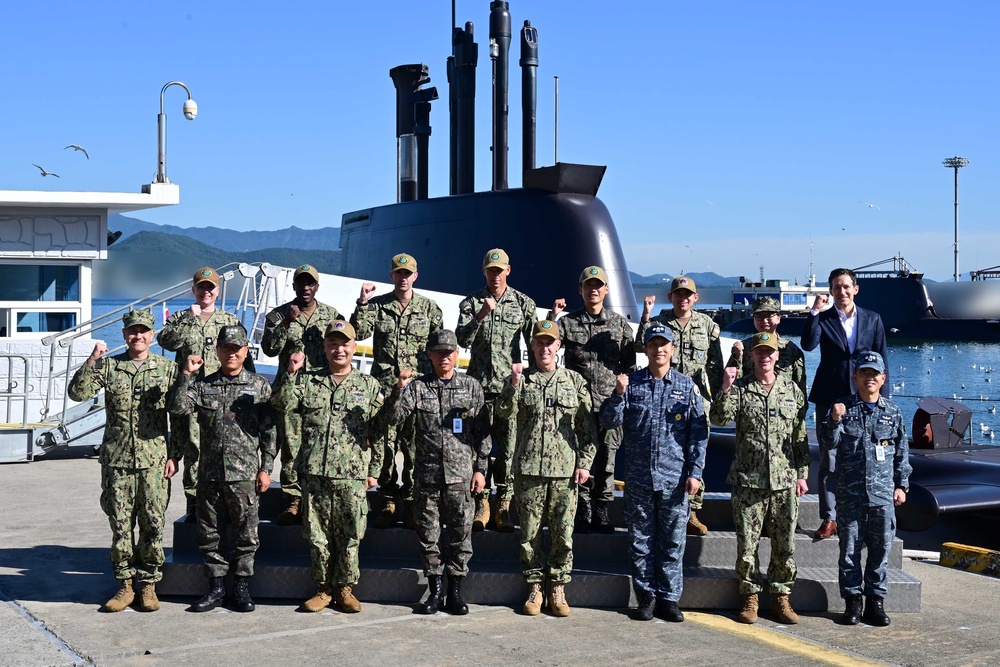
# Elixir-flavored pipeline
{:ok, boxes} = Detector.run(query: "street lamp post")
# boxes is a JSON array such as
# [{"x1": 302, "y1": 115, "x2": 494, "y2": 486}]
[
  {"x1": 942, "y1": 156, "x2": 969, "y2": 282},
  {"x1": 155, "y1": 81, "x2": 198, "y2": 184}
]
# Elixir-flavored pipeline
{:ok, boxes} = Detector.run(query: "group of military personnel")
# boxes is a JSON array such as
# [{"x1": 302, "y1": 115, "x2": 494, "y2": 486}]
[{"x1": 71, "y1": 255, "x2": 909, "y2": 627}]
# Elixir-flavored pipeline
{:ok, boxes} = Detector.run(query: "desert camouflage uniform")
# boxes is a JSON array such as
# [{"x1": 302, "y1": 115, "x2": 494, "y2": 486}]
[
  {"x1": 727, "y1": 334, "x2": 808, "y2": 406},
  {"x1": 271, "y1": 368, "x2": 384, "y2": 587},
  {"x1": 384, "y1": 373, "x2": 491, "y2": 576},
  {"x1": 168, "y1": 368, "x2": 277, "y2": 578},
  {"x1": 68, "y1": 353, "x2": 178, "y2": 583},
  {"x1": 352, "y1": 293, "x2": 443, "y2": 503},
  {"x1": 158, "y1": 308, "x2": 243, "y2": 501},
  {"x1": 710, "y1": 375, "x2": 809, "y2": 595},
  {"x1": 497, "y1": 368, "x2": 596, "y2": 584},
  {"x1": 456, "y1": 286, "x2": 536, "y2": 504},
  {"x1": 261, "y1": 300, "x2": 342, "y2": 499},
  {"x1": 600, "y1": 368, "x2": 708, "y2": 603},
  {"x1": 819, "y1": 394, "x2": 911, "y2": 598}
]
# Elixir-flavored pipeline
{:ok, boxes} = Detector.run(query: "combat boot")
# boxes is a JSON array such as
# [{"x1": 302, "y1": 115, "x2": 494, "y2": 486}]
[
  {"x1": 842, "y1": 594, "x2": 863, "y2": 625},
  {"x1": 472, "y1": 495, "x2": 490, "y2": 532},
  {"x1": 523, "y1": 582, "x2": 544, "y2": 616},
  {"x1": 549, "y1": 583, "x2": 571, "y2": 617},
  {"x1": 446, "y1": 576, "x2": 469, "y2": 615},
  {"x1": 631, "y1": 592, "x2": 655, "y2": 621},
  {"x1": 574, "y1": 495, "x2": 592, "y2": 534},
  {"x1": 183, "y1": 496, "x2": 198, "y2": 523},
  {"x1": 420, "y1": 575, "x2": 443, "y2": 614},
  {"x1": 686, "y1": 511, "x2": 709, "y2": 536},
  {"x1": 402, "y1": 499, "x2": 417, "y2": 530},
  {"x1": 737, "y1": 593, "x2": 759, "y2": 624},
  {"x1": 231, "y1": 576, "x2": 255, "y2": 613},
  {"x1": 103, "y1": 579, "x2": 134, "y2": 613},
  {"x1": 335, "y1": 585, "x2": 362, "y2": 613},
  {"x1": 655, "y1": 599, "x2": 684, "y2": 623},
  {"x1": 862, "y1": 595, "x2": 890, "y2": 627},
  {"x1": 494, "y1": 499, "x2": 515, "y2": 532},
  {"x1": 276, "y1": 496, "x2": 302, "y2": 526},
  {"x1": 302, "y1": 584, "x2": 333, "y2": 612},
  {"x1": 190, "y1": 576, "x2": 226, "y2": 612},
  {"x1": 591, "y1": 500, "x2": 615, "y2": 534},
  {"x1": 373, "y1": 496, "x2": 398, "y2": 529},
  {"x1": 771, "y1": 593, "x2": 799, "y2": 624},
  {"x1": 138, "y1": 582, "x2": 160, "y2": 612}
]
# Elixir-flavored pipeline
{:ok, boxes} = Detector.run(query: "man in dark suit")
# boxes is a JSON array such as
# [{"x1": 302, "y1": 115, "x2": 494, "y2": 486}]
[{"x1": 801, "y1": 268, "x2": 888, "y2": 539}]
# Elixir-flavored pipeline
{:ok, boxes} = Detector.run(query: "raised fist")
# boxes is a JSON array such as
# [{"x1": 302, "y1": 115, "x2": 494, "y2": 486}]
[
  {"x1": 189, "y1": 304, "x2": 202, "y2": 318},
  {"x1": 287, "y1": 350, "x2": 306, "y2": 374},
  {"x1": 87, "y1": 342, "x2": 108, "y2": 366},
  {"x1": 184, "y1": 354, "x2": 205, "y2": 375},
  {"x1": 551, "y1": 298, "x2": 566, "y2": 318},
  {"x1": 615, "y1": 374, "x2": 629, "y2": 395},
  {"x1": 511, "y1": 362, "x2": 524, "y2": 387},
  {"x1": 720, "y1": 366, "x2": 738, "y2": 393},
  {"x1": 397, "y1": 369, "x2": 415, "y2": 389},
  {"x1": 478, "y1": 297, "x2": 497, "y2": 320},
  {"x1": 830, "y1": 403, "x2": 846, "y2": 422},
  {"x1": 284, "y1": 304, "x2": 301, "y2": 325},
  {"x1": 642, "y1": 295, "x2": 656, "y2": 319},
  {"x1": 731, "y1": 340, "x2": 744, "y2": 359},
  {"x1": 359, "y1": 283, "x2": 377, "y2": 304},
  {"x1": 812, "y1": 294, "x2": 831, "y2": 311}
]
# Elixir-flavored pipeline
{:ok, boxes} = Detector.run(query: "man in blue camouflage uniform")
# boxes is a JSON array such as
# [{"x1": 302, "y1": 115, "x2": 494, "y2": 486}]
[
  {"x1": 168, "y1": 325, "x2": 277, "y2": 613},
  {"x1": 384, "y1": 329, "x2": 492, "y2": 615},
  {"x1": 550, "y1": 265, "x2": 636, "y2": 534},
  {"x1": 68, "y1": 309, "x2": 179, "y2": 613},
  {"x1": 600, "y1": 324, "x2": 707, "y2": 622},
  {"x1": 818, "y1": 351, "x2": 910, "y2": 627},
  {"x1": 710, "y1": 332, "x2": 809, "y2": 625},
  {"x1": 456, "y1": 248, "x2": 536, "y2": 531}
]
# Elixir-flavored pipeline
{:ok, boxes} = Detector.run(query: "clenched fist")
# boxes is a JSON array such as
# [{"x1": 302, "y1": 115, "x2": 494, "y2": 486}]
[
  {"x1": 615, "y1": 374, "x2": 629, "y2": 395},
  {"x1": 477, "y1": 297, "x2": 497, "y2": 321},
  {"x1": 642, "y1": 295, "x2": 656, "y2": 320},
  {"x1": 511, "y1": 363, "x2": 524, "y2": 387},
  {"x1": 87, "y1": 342, "x2": 108, "y2": 366},
  {"x1": 812, "y1": 294, "x2": 831, "y2": 311},
  {"x1": 731, "y1": 340, "x2": 744, "y2": 360},
  {"x1": 284, "y1": 304, "x2": 301, "y2": 325},
  {"x1": 184, "y1": 354, "x2": 205, "y2": 375},
  {"x1": 287, "y1": 350, "x2": 306, "y2": 375},
  {"x1": 830, "y1": 403, "x2": 846, "y2": 423},
  {"x1": 359, "y1": 283, "x2": 377, "y2": 304},
  {"x1": 551, "y1": 298, "x2": 566, "y2": 318},
  {"x1": 189, "y1": 304, "x2": 202, "y2": 318},
  {"x1": 720, "y1": 367, "x2": 738, "y2": 393},
  {"x1": 397, "y1": 369, "x2": 415, "y2": 389}
]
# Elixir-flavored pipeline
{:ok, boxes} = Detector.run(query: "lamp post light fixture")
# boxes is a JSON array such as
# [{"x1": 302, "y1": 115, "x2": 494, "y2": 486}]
[
  {"x1": 942, "y1": 156, "x2": 969, "y2": 283},
  {"x1": 155, "y1": 81, "x2": 198, "y2": 184}
]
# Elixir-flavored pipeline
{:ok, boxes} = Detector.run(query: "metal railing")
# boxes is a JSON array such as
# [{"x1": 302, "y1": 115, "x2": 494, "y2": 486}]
[{"x1": 0, "y1": 354, "x2": 30, "y2": 428}]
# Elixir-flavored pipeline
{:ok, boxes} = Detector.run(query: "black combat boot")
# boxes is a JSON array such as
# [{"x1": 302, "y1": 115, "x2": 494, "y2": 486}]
[
  {"x1": 862, "y1": 595, "x2": 890, "y2": 626},
  {"x1": 842, "y1": 595, "x2": 863, "y2": 625},
  {"x1": 591, "y1": 500, "x2": 615, "y2": 534},
  {"x1": 184, "y1": 496, "x2": 198, "y2": 523},
  {"x1": 231, "y1": 576, "x2": 255, "y2": 613},
  {"x1": 574, "y1": 495, "x2": 592, "y2": 534},
  {"x1": 445, "y1": 576, "x2": 469, "y2": 615},
  {"x1": 190, "y1": 576, "x2": 226, "y2": 612},
  {"x1": 655, "y1": 599, "x2": 685, "y2": 622},
  {"x1": 631, "y1": 592, "x2": 655, "y2": 621},
  {"x1": 420, "y1": 575, "x2": 443, "y2": 614}
]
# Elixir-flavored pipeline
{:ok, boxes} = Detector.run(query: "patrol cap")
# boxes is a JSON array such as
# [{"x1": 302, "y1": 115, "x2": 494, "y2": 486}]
[
  {"x1": 427, "y1": 329, "x2": 459, "y2": 352},
  {"x1": 855, "y1": 350, "x2": 886, "y2": 374},
  {"x1": 193, "y1": 266, "x2": 220, "y2": 287},
  {"x1": 579, "y1": 265, "x2": 608, "y2": 286},
  {"x1": 293, "y1": 264, "x2": 319, "y2": 283},
  {"x1": 217, "y1": 325, "x2": 250, "y2": 348},
  {"x1": 752, "y1": 296, "x2": 781, "y2": 315},
  {"x1": 668, "y1": 276, "x2": 697, "y2": 294},
  {"x1": 390, "y1": 253, "x2": 417, "y2": 273},
  {"x1": 643, "y1": 323, "x2": 674, "y2": 345},
  {"x1": 324, "y1": 319, "x2": 356, "y2": 340},
  {"x1": 750, "y1": 332, "x2": 779, "y2": 351},
  {"x1": 483, "y1": 248, "x2": 510, "y2": 270},
  {"x1": 122, "y1": 309, "x2": 154, "y2": 330},
  {"x1": 532, "y1": 319, "x2": 560, "y2": 340}
]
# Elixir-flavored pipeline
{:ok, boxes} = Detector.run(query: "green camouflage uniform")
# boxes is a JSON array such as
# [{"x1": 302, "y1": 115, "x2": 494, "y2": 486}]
[
  {"x1": 709, "y1": 375, "x2": 809, "y2": 595},
  {"x1": 456, "y1": 286, "x2": 536, "y2": 504},
  {"x1": 157, "y1": 308, "x2": 243, "y2": 501},
  {"x1": 351, "y1": 292, "x2": 443, "y2": 502},
  {"x1": 271, "y1": 368, "x2": 384, "y2": 587},
  {"x1": 68, "y1": 352, "x2": 178, "y2": 583},
  {"x1": 168, "y1": 368, "x2": 277, "y2": 578},
  {"x1": 384, "y1": 373, "x2": 492, "y2": 576},
  {"x1": 497, "y1": 368, "x2": 596, "y2": 584},
  {"x1": 261, "y1": 300, "x2": 342, "y2": 499},
  {"x1": 726, "y1": 334, "x2": 808, "y2": 407}
]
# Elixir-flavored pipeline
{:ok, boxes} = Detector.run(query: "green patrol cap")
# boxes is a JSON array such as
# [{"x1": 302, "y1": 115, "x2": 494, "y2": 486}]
[
  {"x1": 668, "y1": 276, "x2": 697, "y2": 294},
  {"x1": 751, "y1": 332, "x2": 779, "y2": 351},
  {"x1": 427, "y1": 329, "x2": 459, "y2": 352},
  {"x1": 532, "y1": 319, "x2": 560, "y2": 340},
  {"x1": 324, "y1": 319, "x2": 357, "y2": 341},
  {"x1": 391, "y1": 253, "x2": 417, "y2": 273},
  {"x1": 579, "y1": 265, "x2": 608, "y2": 286},
  {"x1": 293, "y1": 264, "x2": 319, "y2": 283},
  {"x1": 217, "y1": 325, "x2": 250, "y2": 348},
  {"x1": 752, "y1": 296, "x2": 781, "y2": 314},
  {"x1": 122, "y1": 309, "x2": 154, "y2": 330},
  {"x1": 483, "y1": 248, "x2": 510, "y2": 270},
  {"x1": 192, "y1": 266, "x2": 220, "y2": 287}
]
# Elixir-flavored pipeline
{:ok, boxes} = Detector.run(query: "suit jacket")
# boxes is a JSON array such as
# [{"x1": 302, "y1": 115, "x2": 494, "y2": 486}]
[{"x1": 801, "y1": 305, "x2": 888, "y2": 406}]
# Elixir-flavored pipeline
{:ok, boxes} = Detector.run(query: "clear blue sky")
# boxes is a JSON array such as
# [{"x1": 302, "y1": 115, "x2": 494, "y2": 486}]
[{"x1": 3, "y1": 1, "x2": 998, "y2": 282}]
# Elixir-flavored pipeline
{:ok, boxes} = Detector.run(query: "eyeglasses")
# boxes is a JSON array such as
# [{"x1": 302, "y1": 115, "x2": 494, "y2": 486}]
[{"x1": 753, "y1": 312, "x2": 779, "y2": 321}]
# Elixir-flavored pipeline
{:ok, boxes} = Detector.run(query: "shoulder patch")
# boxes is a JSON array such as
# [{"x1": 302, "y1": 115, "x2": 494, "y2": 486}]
[{"x1": 266, "y1": 311, "x2": 282, "y2": 325}]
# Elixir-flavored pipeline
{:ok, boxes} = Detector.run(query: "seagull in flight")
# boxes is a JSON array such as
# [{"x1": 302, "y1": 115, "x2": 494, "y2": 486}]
[
  {"x1": 861, "y1": 201, "x2": 881, "y2": 210},
  {"x1": 65, "y1": 144, "x2": 89, "y2": 159},
  {"x1": 32, "y1": 164, "x2": 60, "y2": 178}
]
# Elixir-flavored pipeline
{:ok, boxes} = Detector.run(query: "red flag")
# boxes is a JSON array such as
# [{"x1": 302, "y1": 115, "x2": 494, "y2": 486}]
[{"x1": 162, "y1": 302, "x2": 170, "y2": 324}]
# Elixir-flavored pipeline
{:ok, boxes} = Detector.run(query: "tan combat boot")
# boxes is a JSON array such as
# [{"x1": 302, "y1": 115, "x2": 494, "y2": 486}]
[
  {"x1": 737, "y1": 593, "x2": 759, "y2": 624},
  {"x1": 523, "y1": 582, "x2": 544, "y2": 616},
  {"x1": 138, "y1": 582, "x2": 160, "y2": 612},
  {"x1": 103, "y1": 579, "x2": 134, "y2": 613},
  {"x1": 549, "y1": 583, "x2": 571, "y2": 617},
  {"x1": 302, "y1": 584, "x2": 334, "y2": 612},
  {"x1": 276, "y1": 496, "x2": 302, "y2": 526},
  {"x1": 335, "y1": 585, "x2": 362, "y2": 613},
  {"x1": 772, "y1": 593, "x2": 799, "y2": 624},
  {"x1": 373, "y1": 497, "x2": 397, "y2": 529},
  {"x1": 494, "y1": 499, "x2": 514, "y2": 532},
  {"x1": 686, "y1": 511, "x2": 709, "y2": 536},
  {"x1": 472, "y1": 495, "x2": 491, "y2": 532}
]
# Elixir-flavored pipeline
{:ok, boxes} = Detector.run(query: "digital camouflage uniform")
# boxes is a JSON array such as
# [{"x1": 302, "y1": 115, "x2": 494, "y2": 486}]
[
  {"x1": 351, "y1": 292, "x2": 443, "y2": 502},
  {"x1": 261, "y1": 300, "x2": 342, "y2": 499},
  {"x1": 819, "y1": 395, "x2": 911, "y2": 598},
  {"x1": 271, "y1": 368, "x2": 384, "y2": 587},
  {"x1": 710, "y1": 375, "x2": 809, "y2": 595},
  {"x1": 68, "y1": 352, "x2": 178, "y2": 583},
  {"x1": 497, "y1": 368, "x2": 596, "y2": 584},
  {"x1": 157, "y1": 308, "x2": 242, "y2": 501},
  {"x1": 384, "y1": 373, "x2": 492, "y2": 576},
  {"x1": 600, "y1": 368, "x2": 708, "y2": 603},
  {"x1": 727, "y1": 334, "x2": 808, "y2": 403},
  {"x1": 456, "y1": 286, "x2": 535, "y2": 504},
  {"x1": 168, "y1": 368, "x2": 277, "y2": 578}
]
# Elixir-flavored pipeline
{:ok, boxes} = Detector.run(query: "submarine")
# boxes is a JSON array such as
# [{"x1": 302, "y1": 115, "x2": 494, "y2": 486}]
[{"x1": 336, "y1": 1, "x2": 641, "y2": 321}]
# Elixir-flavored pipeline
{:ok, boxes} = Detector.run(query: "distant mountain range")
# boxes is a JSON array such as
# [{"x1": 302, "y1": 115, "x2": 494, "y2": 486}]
[
  {"x1": 109, "y1": 214, "x2": 341, "y2": 251},
  {"x1": 629, "y1": 270, "x2": 741, "y2": 287}
]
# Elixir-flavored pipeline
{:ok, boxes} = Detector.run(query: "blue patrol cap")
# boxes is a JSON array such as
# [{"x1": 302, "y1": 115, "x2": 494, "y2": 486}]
[
  {"x1": 855, "y1": 350, "x2": 885, "y2": 374},
  {"x1": 643, "y1": 323, "x2": 674, "y2": 344}
]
